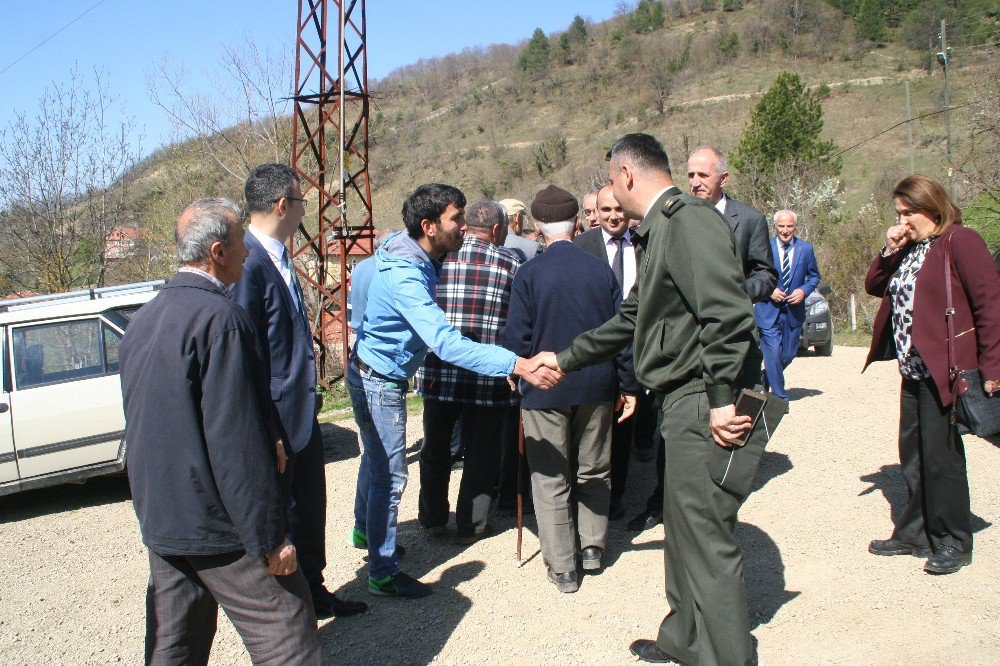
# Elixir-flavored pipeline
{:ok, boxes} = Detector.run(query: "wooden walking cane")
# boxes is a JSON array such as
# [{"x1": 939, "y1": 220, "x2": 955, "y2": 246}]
[{"x1": 516, "y1": 410, "x2": 525, "y2": 566}]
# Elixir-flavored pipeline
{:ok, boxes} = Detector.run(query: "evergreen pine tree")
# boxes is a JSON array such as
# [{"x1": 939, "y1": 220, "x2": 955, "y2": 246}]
[
  {"x1": 518, "y1": 28, "x2": 550, "y2": 73},
  {"x1": 731, "y1": 71, "x2": 841, "y2": 176},
  {"x1": 568, "y1": 15, "x2": 588, "y2": 43},
  {"x1": 854, "y1": 0, "x2": 886, "y2": 43}
]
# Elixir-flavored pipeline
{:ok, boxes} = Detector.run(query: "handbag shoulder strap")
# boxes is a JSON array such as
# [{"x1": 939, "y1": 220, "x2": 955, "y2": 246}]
[{"x1": 944, "y1": 235, "x2": 957, "y2": 379}]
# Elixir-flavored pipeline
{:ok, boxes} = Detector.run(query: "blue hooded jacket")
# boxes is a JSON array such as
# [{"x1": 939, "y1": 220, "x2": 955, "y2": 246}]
[{"x1": 355, "y1": 231, "x2": 517, "y2": 381}]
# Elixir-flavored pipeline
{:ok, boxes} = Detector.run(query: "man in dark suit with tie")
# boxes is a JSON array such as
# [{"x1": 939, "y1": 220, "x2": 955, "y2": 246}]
[
  {"x1": 236, "y1": 163, "x2": 367, "y2": 619},
  {"x1": 574, "y1": 184, "x2": 646, "y2": 521},
  {"x1": 755, "y1": 209, "x2": 821, "y2": 400}
]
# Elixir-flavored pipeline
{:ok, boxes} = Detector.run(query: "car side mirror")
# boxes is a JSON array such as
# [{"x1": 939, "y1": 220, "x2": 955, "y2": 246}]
[{"x1": 818, "y1": 285, "x2": 831, "y2": 296}]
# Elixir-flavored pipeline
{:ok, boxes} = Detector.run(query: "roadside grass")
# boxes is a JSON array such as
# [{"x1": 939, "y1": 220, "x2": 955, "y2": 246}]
[{"x1": 834, "y1": 329, "x2": 872, "y2": 347}]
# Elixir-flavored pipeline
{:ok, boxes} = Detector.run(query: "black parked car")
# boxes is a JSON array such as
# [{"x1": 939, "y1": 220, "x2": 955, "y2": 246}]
[{"x1": 799, "y1": 285, "x2": 833, "y2": 356}]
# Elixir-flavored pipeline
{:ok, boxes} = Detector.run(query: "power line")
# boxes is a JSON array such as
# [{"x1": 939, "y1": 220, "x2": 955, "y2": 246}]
[
  {"x1": 0, "y1": 0, "x2": 109, "y2": 77},
  {"x1": 827, "y1": 103, "x2": 972, "y2": 163}
]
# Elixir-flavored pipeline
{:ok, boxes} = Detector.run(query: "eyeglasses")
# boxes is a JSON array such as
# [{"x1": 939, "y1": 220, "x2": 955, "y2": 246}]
[{"x1": 275, "y1": 196, "x2": 308, "y2": 205}]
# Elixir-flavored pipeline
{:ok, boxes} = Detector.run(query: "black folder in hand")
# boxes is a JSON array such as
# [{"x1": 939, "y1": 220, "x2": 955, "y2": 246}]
[{"x1": 709, "y1": 388, "x2": 788, "y2": 501}]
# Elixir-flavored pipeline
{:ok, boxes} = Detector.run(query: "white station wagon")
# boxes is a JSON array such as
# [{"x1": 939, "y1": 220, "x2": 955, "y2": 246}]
[{"x1": 0, "y1": 281, "x2": 164, "y2": 496}]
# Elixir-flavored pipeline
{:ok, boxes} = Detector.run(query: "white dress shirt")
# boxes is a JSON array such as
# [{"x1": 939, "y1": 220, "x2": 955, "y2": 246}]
[
  {"x1": 248, "y1": 225, "x2": 302, "y2": 312},
  {"x1": 601, "y1": 228, "x2": 637, "y2": 296}
]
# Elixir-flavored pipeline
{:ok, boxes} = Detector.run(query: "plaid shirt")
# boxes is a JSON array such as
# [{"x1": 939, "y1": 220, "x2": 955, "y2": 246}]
[{"x1": 415, "y1": 236, "x2": 521, "y2": 405}]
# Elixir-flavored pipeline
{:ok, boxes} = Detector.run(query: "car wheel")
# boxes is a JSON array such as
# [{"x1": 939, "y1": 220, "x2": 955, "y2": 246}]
[{"x1": 814, "y1": 342, "x2": 833, "y2": 357}]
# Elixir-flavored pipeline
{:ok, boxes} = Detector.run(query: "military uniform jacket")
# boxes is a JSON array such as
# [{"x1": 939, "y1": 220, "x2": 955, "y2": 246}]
[{"x1": 556, "y1": 186, "x2": 760, "y2": 409}]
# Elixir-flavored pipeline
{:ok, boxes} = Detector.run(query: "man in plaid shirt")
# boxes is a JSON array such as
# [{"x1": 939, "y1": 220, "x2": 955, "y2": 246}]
[{"x1": 415, "y1": 199, "x2": 522, "y2": 544}]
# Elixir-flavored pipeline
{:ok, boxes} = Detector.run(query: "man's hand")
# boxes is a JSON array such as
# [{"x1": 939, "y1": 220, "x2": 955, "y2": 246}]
[
  {"x1": 886, "y1": 224, "x2": 908, "y2": 253},
  {"x1": 985, "y1": 379, "x2": 999, "y2": 395},
  {"x1": 616, "y1": 394, "x2": 637, "y2": 423},
  {"x1": 265, "y1": 538, "x2": 298, "y2": 576},
  {"x1": 274, "y1": 440, "x2": 287, "y2": 474},
  {"x1": 785, "y1": 288, "x2": 806, "y2": 305},
  {"x1": 531, "y1": 351, "x2": 563, "y2": 373},
  {"x1": 709, "y1": 404, "x2": 752, "y2": 448},
  {"x1": 770, "y1": 288, "x2": 787, "y2": 304},
  {"x1": 514, "y1": 355, "x2": 563, "y2": 390}
]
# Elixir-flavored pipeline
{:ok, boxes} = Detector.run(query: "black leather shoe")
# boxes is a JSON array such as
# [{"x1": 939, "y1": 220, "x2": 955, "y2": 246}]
[
  {"x1": 312, "y1": 588, "x2": 368, "y2": 618},
  {"x1": 581, "y1": 546, "x2": 602, "y2": 571},
  {"x1": 868, "y1": 538, "x2": 931, "y2": 558},
  {"x1": 609, "y1": 502, "x2": 626, "y2": 521},
  {"x1": 628, "y1": 509, "x2": 663, "y2": 532},
  {"x1": 629, "y1": 639, "x2": 681, "y2": 663},
  {"x1": 924, "y1": 545, "x2": 972, "y2": 574},
  {"x1": 547, "y1": 569, "x2": 579, "y2": 593}
]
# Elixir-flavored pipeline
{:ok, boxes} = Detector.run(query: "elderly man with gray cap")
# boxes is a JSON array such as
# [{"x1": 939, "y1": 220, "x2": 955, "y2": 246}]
[
  {"x1": 500, "y1": 198, "x2": 543, "y2": 261},
  {"x1": 501, "y1": 185, "x2": 637, "y2": 594}
]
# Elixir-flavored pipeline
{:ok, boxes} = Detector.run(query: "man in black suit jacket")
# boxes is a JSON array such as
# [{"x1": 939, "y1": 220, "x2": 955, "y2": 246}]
[
  {"x1": 235, "y1": 164, "x2": 366, "y2": 618},
  {"x1": 573, "y1": 185, "x2": 649, "y2": 521},
  {"x1": 122, "y1": 198, "x2": 321, "y2": 663}
]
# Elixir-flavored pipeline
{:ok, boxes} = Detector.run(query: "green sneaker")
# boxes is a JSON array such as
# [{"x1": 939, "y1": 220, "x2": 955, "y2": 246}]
[
  {"x1": 368, "y1": 571, "x2": 433, "y2": 598},
  {"x1": 351, "y1": 527, "x2": 367, "y2": 549}
]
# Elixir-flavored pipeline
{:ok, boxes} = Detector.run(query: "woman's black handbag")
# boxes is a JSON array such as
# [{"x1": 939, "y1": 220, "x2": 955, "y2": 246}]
[{"x1": 944, "y1": 237, "x2": 1000, "y2": 437}]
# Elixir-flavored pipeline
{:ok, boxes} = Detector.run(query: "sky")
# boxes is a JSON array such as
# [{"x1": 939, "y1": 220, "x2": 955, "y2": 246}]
[{"x1": 0, "y1": 0, "x2": 620, "y2": 158}]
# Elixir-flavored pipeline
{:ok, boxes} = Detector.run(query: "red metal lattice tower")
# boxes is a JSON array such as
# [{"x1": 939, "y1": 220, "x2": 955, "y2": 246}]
[{"x1": 291, "y1": 0, "x2": 374, "y2": 385}]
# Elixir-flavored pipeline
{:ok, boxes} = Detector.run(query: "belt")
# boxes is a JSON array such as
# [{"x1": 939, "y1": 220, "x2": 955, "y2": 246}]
[{"x1": 354, "y1": 356, "x2": 404, "y2": 384}]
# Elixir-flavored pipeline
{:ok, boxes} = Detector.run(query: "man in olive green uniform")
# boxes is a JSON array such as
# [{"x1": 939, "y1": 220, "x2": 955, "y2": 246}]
[{"x1": 538, "y1": 134, "x2": 762, "y2": 665}]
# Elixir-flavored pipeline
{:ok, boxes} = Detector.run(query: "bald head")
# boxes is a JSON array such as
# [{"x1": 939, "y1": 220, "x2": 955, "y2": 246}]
[
  {"x1": 596, "y1": 185, "x2": 628, "y2": 238},
  {"x1": 686, "y1": 146, "x2": 729, "y2": 205}
]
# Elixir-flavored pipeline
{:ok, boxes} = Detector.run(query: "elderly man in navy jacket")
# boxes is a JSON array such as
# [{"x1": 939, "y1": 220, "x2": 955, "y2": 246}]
[
  {"x1": 502, "y1": 185, "x2": 637, "y2": 594},
  {"x1": 121, "y1": 198, "x2": 320, "y2": 664}
]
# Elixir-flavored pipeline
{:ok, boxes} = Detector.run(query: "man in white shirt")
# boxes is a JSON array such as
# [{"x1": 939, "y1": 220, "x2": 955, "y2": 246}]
[{"x1": 573, "y1": 184, "x2": 644, "y2": 520}]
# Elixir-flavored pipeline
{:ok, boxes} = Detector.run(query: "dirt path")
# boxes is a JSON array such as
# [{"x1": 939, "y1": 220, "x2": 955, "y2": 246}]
[{"x1": 1, "y1": 346, "x2": 997, "y2": 665}]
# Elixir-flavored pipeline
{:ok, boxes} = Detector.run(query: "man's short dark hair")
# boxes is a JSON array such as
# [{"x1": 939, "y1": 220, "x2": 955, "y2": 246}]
[
  {"x1": 401, "y1": 184, "x2": 466, "y2": 239},
  {"x1": 465, "y1": 200, "x2": 506, "y2": 230},
  {"x1": 245, "y1": 163, "x2": 301, "y2": 214},
  {"x1": 610, "y1": 133, "x2": 672, "y2": 178}
]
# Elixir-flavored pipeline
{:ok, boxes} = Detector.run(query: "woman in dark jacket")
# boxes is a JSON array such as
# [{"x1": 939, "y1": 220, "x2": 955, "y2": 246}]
[{"x1": 863, "y1": 174, "x2": 1000, "y2": 575}]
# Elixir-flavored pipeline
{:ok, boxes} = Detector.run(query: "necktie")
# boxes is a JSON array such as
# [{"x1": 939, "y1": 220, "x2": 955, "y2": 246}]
[
  {"x1": 611, "y1": 236, "x2": 625, "y2": 295},
  {"x1": 283, "y1": 247, "x2": 310, "y2": 334},
  {"x1": 780, "y1": 242, "x2": 791, "y2": 292}
]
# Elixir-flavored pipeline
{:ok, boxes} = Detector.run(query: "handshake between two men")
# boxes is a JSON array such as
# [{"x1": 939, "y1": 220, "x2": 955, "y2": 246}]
[
  {"x1": 515, "y1": 351, "x2": 751, "y2": 447},
  {"x1": 513, "y1": 351, "x2": 638, "y2": 424}
]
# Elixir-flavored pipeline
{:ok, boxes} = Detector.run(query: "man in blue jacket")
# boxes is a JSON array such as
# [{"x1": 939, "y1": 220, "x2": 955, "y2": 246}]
[
  {"x1": 236, "y1": 163, "x2": 366, "y2": 619},
  {"x1": 348, "y1": 183, "x2": 559, "y2": 599},
  {"x1": 122, "y1": 198, "x2": 320, "y2": 663},
  {"x1": 754, "y1": 209, "x2": 821, "y2": 400},
  {"x1": 501, "y1": 185, "x2": 637, "y2": 594}
]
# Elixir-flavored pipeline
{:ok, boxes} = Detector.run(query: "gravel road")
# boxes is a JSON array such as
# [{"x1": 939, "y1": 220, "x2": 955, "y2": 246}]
[{"x1": 1, "y1": 345, "x2": 997, "y2": 665}]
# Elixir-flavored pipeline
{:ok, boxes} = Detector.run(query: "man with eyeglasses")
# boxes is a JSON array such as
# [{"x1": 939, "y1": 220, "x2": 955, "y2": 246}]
[{"x1": 235, "y1": 163, "x2": 368, "y2": 619}]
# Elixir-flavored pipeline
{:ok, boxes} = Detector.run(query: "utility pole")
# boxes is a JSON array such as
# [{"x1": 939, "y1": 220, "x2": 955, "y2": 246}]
[
  {"x1": 937, "y1": 19, "x2": 953, "y2": 195},
  {"x1": 904, "y1": 80, "x2": 914, "y2": 174}
]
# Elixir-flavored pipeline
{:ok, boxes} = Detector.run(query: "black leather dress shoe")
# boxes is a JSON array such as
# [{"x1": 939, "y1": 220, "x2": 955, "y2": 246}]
[
  {"x1": 629, "y1": 639, "x2": 681, "y2": 664},
  {"x1": 581, "y1": 546, "x2": 602, "y2": 571},
  {"x1": 547, "y1": 569, "x2": 579, "y2": 593},
  {"x1": 924, "y1": 545, "x2": 972, "y2": 574},
  {"x1": 628, "y1": 509, "x2": 663, "y2": 532},
  {"x1": 313, "y1": 589, "x2": 368, "y2": 619},
  {"x1": 868, "y1": 537, "x2": 931, "y2": 558}
]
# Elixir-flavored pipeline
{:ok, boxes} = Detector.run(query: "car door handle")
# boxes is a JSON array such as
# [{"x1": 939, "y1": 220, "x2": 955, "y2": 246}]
[{"x1": 0, "y1": 403, "x2": 8, "y2": 413}]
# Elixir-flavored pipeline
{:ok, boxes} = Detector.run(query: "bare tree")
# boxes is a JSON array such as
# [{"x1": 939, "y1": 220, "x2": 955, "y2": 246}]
[
  {"x1": 148, "y1": 38, "x2": 293, "y2": 184},
  {"x1": 0, "y1": 70, "x2": 142, "y2": 293},
  {"x1": 955, "y1": 59, "x2": 1000, "y2": 232}
]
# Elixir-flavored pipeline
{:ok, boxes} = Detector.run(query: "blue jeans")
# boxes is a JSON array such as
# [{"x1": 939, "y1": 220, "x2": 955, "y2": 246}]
[{"x1": 347, "y1": 359, "x2": 409, "y2": 580}]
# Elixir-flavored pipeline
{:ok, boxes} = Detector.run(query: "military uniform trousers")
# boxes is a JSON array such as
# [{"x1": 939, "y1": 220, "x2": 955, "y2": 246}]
[
  {"x1": 522, "y1": 402, "x2": 612, "y2": 574},
  {"x1": 656, "y1": 391, "x2": 754, "y2": 666}
]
